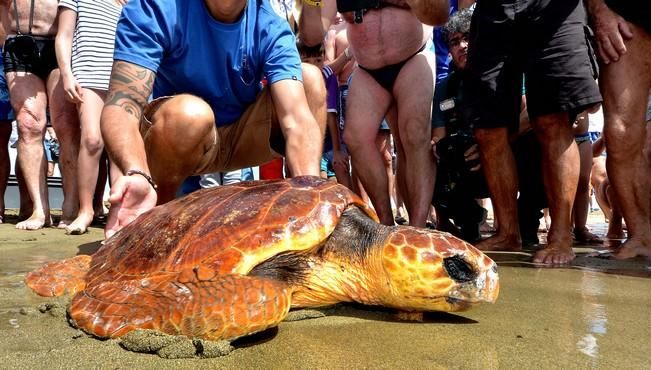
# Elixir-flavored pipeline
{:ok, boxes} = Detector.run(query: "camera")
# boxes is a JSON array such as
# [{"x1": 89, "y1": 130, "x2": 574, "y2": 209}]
[
  {"x1": 436, "y1": 131, "x2": 478, "y2": 177},
  {"x1": 336, "y1": 0, "x2": 380, "y2": 23},
  {"x1": 435, "y1": 131, "x2": 487, "y2": 198}
]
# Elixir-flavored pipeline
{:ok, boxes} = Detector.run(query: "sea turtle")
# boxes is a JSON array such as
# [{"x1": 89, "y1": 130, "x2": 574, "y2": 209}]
[{"x1": 26, "y1": 177, "x2": 498, "y2": 345}]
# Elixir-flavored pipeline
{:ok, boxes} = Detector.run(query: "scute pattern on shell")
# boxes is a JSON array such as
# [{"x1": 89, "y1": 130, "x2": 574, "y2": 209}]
[{"x1": 83, "y1": 177, "x2": 376, "y2": 287}]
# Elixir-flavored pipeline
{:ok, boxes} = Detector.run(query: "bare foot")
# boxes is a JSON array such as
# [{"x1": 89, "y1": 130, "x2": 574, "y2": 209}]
[
  {"x1": 57, "y1": 219, "x2": 75, "y2": 229},
  {"x1": 475, "y1": 233, "x2": 522, "y2": 252},
  {"x1": 611, "y1": 238, "x2": 651, "y2": 260},
  {"x1": 64, "y1": 213, "x2": 93, "y2": 235},
  {"x1": 533, "y1": 240, "x2": 575, "y2": 265},
  {"x1": 16, "y1": 212, "x2": 52, "y2": 231}
]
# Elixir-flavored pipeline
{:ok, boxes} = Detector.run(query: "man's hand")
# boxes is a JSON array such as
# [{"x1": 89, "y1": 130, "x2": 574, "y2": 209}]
[
  {"x1": 105, "y1": 174, "x2": 157, "y2": 239},
  {"x1": 589, "y1": 1, "x2": 633, "y2": 64},
  {"x1": 431, "y1": 139, "x2": 440, "y2": 161},
  {"x1": 464, "y1": 143, "x2": 481, "y2": 171}
]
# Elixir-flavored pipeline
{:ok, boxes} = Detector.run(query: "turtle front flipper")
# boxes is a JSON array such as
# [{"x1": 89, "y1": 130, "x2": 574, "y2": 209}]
[
  {"x1": 69, "y1": 272, "x2": 292, "y2": 342},
  {"x1": 25, "y1": 255, "x2": 92, "y2": 297}
]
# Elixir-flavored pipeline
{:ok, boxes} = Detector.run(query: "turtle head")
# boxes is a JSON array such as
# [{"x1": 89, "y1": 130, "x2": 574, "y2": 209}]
[{"x1": 376, "y1": 227, "x2": 499, "y2": 312}]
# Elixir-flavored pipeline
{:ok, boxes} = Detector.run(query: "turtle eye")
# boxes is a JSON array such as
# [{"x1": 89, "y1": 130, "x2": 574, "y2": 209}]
[{"x1": 443, "y1": 255, "x2": 477, "y2": 283}]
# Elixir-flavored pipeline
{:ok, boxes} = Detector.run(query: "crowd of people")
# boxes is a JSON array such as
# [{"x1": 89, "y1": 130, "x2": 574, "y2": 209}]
[{"x1": 0, "y1": 0, "x2": 649, "y2": 265}]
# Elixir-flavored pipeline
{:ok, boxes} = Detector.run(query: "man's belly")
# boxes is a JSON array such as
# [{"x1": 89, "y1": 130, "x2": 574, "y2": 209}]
[
  {"x1": 8, "y1": 0, "x2": 58, "y2": 37},
  {"x1": 347, "y1": 7, "x2": 432, "y2": 69}
]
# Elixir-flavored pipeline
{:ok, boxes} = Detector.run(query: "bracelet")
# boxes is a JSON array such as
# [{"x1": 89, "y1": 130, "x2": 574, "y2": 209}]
[
  {"x1": 126, "y1": 169, "x2": 158, "y2": 190},
  {"x1": 303, "y1": 0, "x2": 323, "y2": 7},
  {"x1": 344, "y1": 47, "x2": 351, "y2": 60}
]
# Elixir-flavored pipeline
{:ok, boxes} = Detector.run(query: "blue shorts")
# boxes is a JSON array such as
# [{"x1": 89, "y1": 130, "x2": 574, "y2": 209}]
[{"x1": 0, "y1": 47, "x2": 15, "y2": 121}]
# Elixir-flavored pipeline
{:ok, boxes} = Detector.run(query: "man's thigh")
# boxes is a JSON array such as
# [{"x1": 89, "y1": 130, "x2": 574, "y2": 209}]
[
  {"x1": 5, "y1": 72, "x2": 48, "y2": 126},
  {"x1": 600, "y1": 23, "x2": 651, "y2": 130},
  {"x1": 393, "y1": 49, "x2": 435, "y2": 132},
  {"x1": 345, "y1": 69, "x2": 392, "y2": 140},
  {"x1": 212, "y1": 90, "x2": 281, "y2": 173}
]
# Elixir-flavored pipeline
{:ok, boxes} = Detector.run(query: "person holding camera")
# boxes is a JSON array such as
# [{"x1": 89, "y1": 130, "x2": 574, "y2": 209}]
[
  {"x1": 300, "y1": 0, "x2": 449, "y2": 227},
  {"x1": 433, "y1": 8, "x2": 554, "y2": 247},
  {"x1": 1, "y1": 0, "x2": 80, "y2": 230},
  {"x1": 430, "y1": 8, "x2": 487, "y2": 243}
]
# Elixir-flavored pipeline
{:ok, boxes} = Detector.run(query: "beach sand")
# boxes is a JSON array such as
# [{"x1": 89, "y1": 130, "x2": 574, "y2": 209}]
[{"x1": 1, "y1": 213, "x2": 650, "y2": 369}]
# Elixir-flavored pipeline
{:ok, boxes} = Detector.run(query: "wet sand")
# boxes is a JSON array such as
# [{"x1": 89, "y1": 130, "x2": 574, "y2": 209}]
[{"x1": 1, "y1": 214, "x2": 650, "y2": 369}]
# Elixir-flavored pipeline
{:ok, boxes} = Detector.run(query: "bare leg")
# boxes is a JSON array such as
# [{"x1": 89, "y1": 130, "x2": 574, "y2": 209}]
[
  {"x1": 605, "y1": 181, "x2": 625, "y2": 239},
  {"x1": 532, "y1": 112, "x2": 578, "y2": 264},
  {"x1": 66, "y1": 88, "x2": 106, "y2": 235},
  {"x1": 344, "y1": 69, "x2": 393, "y2": 225},
  {"x1": 0, "y1": 120, "x2": 11, "y2": 222},
  {"x1": 601, "y1": 25, "x2": 651, "y2": 259},
  {"x1": 376, "y1": 130, "x2": 395, "y2": 215},
  {"x1": 474, "y1": 127, "x2": 522, "y2": 251},
  {"x1": 392, "y1": 51, "x2": 436, "y2": 227},
  {"x1": 15, "y1": 162, "x2": 32, "y2": 220},
  {"x1": 573, "y1": 138, "x2": 602, "y2": 243},
  {"x1": 7, "y1": 72, "x2": 51, "y2": 230},
  {"x1": 48, "y1": 70, "x2": 80, "y2": 228},
  {"x1": 146, "y1": 95, "x2": 217, "y2": 204}
]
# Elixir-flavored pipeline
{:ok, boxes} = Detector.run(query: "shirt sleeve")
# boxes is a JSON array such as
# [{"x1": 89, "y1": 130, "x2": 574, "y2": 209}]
[
  {"x1": 263, "y1": 19, "x2": 303, "y2": 85},
  {"x1": 113, "y1": 0, "x2": 174, "y2": 73},
  {"x1": 58, "y1": 0, "x2": 78, "y2": 12}
]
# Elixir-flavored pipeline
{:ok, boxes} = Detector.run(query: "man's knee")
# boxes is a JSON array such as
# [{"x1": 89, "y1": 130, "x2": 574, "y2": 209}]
[
  {"x1": 16, "y1": 111, "x2": 45, "y2": 141},
  {"x1": 605, "y1": 130, "x2": 644, "y2": 162},
  {"x1": 83, "y1": 135, "x2": 104, "y2": 156},
  {"x1": 399, "y1": 118, "x2": 431, "y2": 149},
  {"x1": 150, "y1": 94, "x2": 215, "y2": 149},
  {"x1": 531, "y1": 113, "x2": 573, "y2": 141}
]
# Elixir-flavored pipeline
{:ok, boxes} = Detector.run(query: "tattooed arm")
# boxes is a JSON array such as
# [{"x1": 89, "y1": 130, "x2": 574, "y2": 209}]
[{"x1": 101, "y1": 60, "x2": 158, "y2": 239}]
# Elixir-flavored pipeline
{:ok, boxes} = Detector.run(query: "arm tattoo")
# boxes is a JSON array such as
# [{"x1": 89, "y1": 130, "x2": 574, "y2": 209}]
[{"x1": 105, "y1": 61, "x2": 155, "y2": 120}]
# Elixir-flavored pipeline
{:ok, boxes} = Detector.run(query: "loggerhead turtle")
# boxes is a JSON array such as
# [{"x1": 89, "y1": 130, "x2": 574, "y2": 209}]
[{"x1": 26, "y1": 176, "x2": 498, "y2": 345}]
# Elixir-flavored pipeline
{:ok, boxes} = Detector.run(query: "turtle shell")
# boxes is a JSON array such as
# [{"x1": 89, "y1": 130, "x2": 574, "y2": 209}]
[{"x1": 83, "y1": 176, "x2": 377, "y2": 287}]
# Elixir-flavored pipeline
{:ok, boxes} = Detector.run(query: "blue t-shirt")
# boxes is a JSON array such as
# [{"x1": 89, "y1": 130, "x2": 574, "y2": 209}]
[{"x1": 114, "y1": 0, "x2": 302, "y2": 127}]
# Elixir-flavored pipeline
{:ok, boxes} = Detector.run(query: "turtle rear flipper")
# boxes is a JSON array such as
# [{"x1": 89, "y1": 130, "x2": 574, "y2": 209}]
[
  {"x1": 25, "y1": 255, "x2": 92, "y2": 297},
  {"x1": 69, "y1": 273, "x2": 292, "y2": 341}
]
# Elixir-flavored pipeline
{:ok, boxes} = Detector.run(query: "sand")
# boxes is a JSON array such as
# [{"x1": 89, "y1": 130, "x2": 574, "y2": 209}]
[{"x1": 1, "y1": 215, "x2": 650, "y2": 369}]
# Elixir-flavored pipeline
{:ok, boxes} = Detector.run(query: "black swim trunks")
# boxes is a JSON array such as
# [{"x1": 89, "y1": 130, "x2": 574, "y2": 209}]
[
  {"x1": 464, "y1": 0, "x2": 602, "y2": 130},
  {"x1": 3, "y1": 35, "x2": 58, "y2": 81},
  {"x1": 358, "y1": 43, "x2": 427, "y2": 92}
]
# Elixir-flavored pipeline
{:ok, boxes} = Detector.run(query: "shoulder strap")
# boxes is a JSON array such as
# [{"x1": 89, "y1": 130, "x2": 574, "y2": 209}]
[
  {"x1": 12, "y1": 0, "x2": 35, "y2": 35},
  {"x1": 28, "y1": 0, "x2": 35, "y2": 35},
  {"x1": 12, "y1": 0, "x2": 21, "y2": 35}
]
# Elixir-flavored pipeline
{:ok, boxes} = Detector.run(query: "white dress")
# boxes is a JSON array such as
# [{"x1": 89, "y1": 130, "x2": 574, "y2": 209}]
[{"x1": 58, "y1": 0, "x2": 122, "y2": 91}]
